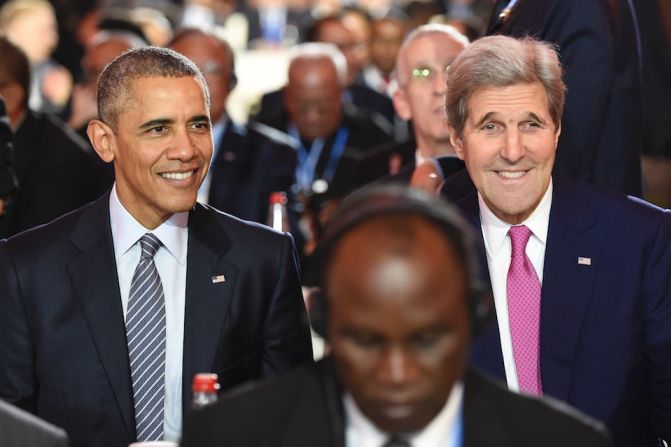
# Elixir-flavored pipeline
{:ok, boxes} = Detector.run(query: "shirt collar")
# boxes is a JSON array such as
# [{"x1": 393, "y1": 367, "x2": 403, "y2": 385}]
[
  {"x1": 343, "y1": 381, "x2": 464, "y2": 447},
  {"x1": 479, "y1": 178, "x2": 553, "y2": 257},
  {"x1": 109, "y1": 184, "x2": 189, "y2": 265}
]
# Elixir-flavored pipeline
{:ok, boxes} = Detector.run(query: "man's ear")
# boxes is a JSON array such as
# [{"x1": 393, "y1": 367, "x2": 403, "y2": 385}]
[
  {"x1": 87, "y1": 119, "x2": 116, "y2": 163},
  {"x1": 448, "y1": 126, "x2": 465, "y2": 160},
  {"x1": 392, "y1": 88, "x2": 412, "y2": 121},
  {"x1": 554, "y1": 123, "x2": 562, "y2": 148}
]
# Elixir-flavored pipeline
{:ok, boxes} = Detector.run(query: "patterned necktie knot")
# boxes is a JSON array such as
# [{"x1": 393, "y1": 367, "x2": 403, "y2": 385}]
[
  {"x1": 509, "y1": 225, "x2": 532, "y2": 257},
  {"x1": 139, "y1": 233, "x2": 161, "y2": 260}
]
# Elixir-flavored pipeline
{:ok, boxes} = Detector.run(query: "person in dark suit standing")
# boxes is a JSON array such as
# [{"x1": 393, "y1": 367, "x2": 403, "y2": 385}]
[
  {"x1": 0, "y1": 37, "x2": 106, "y2": 238},
  {"x1": 168, "y1": 28, "x2": 298, "y2": 224},
  {"x1": 487, "y1": 0, "x2": 642, "y2": 197},
  {"x1": 0, "y1": 47, "x2": 313, "y2": 447},
  {"x1": 443, "y1": 35, "x2": 671, "y2": 446},
  {"x1": 180, "y1": 184, "x2": 610, "y2": 447}
]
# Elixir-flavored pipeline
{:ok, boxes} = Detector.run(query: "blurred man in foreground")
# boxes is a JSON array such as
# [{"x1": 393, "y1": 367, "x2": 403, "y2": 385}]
[{"x1": 181, "y1": 185, "x2": 610, "y2": 447}]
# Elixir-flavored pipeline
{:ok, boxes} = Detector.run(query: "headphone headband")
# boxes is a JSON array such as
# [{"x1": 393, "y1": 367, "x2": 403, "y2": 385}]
[{"x1": 308, "y1": 184, "x2": 492, "y2": 337}]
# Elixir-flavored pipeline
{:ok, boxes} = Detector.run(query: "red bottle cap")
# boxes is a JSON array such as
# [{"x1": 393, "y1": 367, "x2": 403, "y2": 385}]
[
  {"x1": 192, "y1": 373, "x2": 220, "y2": 393},
  {"x1": 269, "y1": 191, "x2": 287, "y2": 205}
]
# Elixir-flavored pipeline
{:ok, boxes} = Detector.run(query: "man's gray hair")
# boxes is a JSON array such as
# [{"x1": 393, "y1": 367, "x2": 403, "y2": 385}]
[
  {"x1": 287, "y1": 42, "x2": 348, "y2": 87},
  {"x1": 445, "y1": 35, "x2": 565, "y2": 137},
  {"x1": 395, "y1": 23, "x2": 469, "y2": 87},
  {"x1": 97, "y1": 46, "x2": 210, "y2": 128}
]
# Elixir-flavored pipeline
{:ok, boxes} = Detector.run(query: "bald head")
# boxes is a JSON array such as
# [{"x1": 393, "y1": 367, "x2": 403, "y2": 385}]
[{"x1": 285, "y1": 54, "x2": 344, "y2": 139}]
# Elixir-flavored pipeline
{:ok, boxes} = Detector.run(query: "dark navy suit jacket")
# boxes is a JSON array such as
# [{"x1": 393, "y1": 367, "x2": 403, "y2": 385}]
[
  {"x1": 488, "y1": 0, "x2": 643, "y2": 197},
  {"x1": 457, "y1": 176, "x2": 671, "y2": 446},
  {"x1": 208, "y1": 121, "x2": 297, "y2": 224},
  {"x1": 0, "y1": 194, "x2": 313, "y2": 447}
]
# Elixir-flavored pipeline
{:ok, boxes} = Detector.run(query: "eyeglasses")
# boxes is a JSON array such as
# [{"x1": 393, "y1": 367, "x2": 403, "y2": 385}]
[
  {"x1": 410, "y1": 65, "x2": 449, "y2": 81},
  {"x1": 197, "y1": 61, "x2": 225, "y2": 76}
]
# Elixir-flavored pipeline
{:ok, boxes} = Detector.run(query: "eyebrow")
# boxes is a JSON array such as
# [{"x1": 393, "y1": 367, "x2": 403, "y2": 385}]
[
  {"x1": 138, "y1": 118, "x2": 174, "y2": 131},
  {"x1": 137, "y1": 115, "x2": 211, "y2": 131},
  {"x1": 190, "y1": 115, "x2": 211, "y2": 124},
  {"x1": 473, "y1": 111, "x2": 548, "y2": 127}
]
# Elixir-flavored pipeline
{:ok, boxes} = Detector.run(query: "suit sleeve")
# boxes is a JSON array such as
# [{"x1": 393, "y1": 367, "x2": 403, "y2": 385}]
[
  {"x1": 0, "y1": 240, "x2": 37, "y2": 412},
  {"x1": 642, "y1": 210, "x2": 671, "y2": 441},
  {"x1": 261, "y1": 232, "x2": 313, "y2": 374}
]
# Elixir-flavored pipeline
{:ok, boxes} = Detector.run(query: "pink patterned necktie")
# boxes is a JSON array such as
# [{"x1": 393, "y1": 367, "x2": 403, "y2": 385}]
[{"x1": 507, "y1": 225, "x2": 543, "y2": 395}]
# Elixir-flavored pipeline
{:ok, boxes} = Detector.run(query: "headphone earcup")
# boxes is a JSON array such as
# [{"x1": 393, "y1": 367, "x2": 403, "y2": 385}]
[{"x1": 308, "y1": 288, "x2": 328, "y2": 339}]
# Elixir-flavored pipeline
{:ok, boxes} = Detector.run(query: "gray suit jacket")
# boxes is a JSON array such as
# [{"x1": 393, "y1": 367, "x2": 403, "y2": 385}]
[{"x1": 0, "y1": 399, "x2": 68, "y2": 447}]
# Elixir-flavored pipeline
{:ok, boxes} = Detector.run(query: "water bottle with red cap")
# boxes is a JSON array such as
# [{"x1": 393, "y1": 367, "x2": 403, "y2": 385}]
[
  {"x1": 267, "y1": 191, "x2": 290, "y2": 232},
  {"x1": 191, "y1": 373, "x2": 220, "y2": 410}
]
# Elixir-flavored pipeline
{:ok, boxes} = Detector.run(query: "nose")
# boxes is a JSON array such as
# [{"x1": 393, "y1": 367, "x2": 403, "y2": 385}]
[
  {"x1": 166, "y1": 127, "x2": 198, "y2": 161},
  {"x1": 377, "y1": 346, "x2": 419, "y2": 386},
  {"x1": 500, "y1": 128, "x2": 525, "y2": 163},
  {"x1": 433, "y1": 69, "x2": 447, "y2": 96}
]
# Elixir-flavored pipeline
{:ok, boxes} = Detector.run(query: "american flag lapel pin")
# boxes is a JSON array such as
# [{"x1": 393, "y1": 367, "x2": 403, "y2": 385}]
[
  {"x1": 577, "y1": 257, "x2": 592, "y2": 266},
  {"x1": 211, "y1": 274, "x2": 226, "y2": 284}
]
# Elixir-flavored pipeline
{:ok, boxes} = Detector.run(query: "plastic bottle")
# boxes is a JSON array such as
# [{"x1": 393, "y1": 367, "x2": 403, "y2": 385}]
[
  {"x1": 191, "y1": 373, "x2": 220, "y2": 410},
  {"x1": 267, "y1": 191, "x2": 290, "y2": 232}
]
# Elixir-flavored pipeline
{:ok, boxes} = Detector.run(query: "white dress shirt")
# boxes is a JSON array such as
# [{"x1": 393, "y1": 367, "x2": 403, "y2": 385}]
[
  {"x1": 478, "y1": 180, "x2": 553, "y2": 392},
  {"x1": 109, "y1": 185, "x2": 188, "y2": 442},
  {"x1": 344, "y1": 382, "x2": 464, "y2": 447}
]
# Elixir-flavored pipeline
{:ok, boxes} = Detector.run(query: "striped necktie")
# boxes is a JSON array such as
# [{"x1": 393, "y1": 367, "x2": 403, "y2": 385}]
[{"x1": 126, "y1": 232, "x2": 166, "y2": 441}]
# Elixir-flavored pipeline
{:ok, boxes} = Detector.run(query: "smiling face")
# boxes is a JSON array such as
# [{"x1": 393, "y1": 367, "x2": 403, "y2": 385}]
[
  {"x1": 452, "y1": 82, "x2": 560, "y2": 225},
  {"x1": 393, "y1": 33, "x2": 465, "y2": 156},
  {"x1": 326, "y1": 215, "x2": 469, "y2": 433},
  {"x1": 93, "y1": 76, "x2": 212, "y2": 228}
]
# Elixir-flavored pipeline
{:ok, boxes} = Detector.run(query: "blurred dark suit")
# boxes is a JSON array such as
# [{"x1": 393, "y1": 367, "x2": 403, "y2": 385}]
[
  {"x1": 0, "y1": 111, "x2": 106, "y2": 238},
  {"x1": 207, "y1": 121, "x2": 297, "y2": 224},
  {"x1": 181, "y1": 361, "x2": 610, "y2": 447}
]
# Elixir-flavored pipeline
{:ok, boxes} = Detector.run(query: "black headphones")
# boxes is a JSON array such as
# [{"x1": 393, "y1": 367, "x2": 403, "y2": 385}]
[{"x1": 307, "y1": 184, "x2": 492, "y2": 339}]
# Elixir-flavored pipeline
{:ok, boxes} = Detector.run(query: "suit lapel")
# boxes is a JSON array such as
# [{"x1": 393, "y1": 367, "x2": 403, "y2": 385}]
[
  {"x1": 66, "y1": 193, "x2": 135, "y2": 438},
  {"x1": 458, "y1": 190, "x2": 506, "y2": 380},
  {"x1": 181, "y1": 204, "x2": 235, "y2": 410},
  {"x1": 540, "y1": 177, "x2": 601, "y2": 401}
]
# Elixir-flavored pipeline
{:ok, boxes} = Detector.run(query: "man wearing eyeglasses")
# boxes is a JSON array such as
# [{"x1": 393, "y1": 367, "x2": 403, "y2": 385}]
[{"x1": 353, "y1": 25, "x2": 469, "y2": 195}]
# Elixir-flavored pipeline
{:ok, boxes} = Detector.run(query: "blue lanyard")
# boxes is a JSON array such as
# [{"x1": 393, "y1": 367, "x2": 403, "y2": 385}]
[{"x1": 289, "y1": 125, "x2": 349, "y2": 191}]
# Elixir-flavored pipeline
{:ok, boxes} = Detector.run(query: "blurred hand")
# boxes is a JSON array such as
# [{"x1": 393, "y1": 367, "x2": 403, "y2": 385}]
[
  {"x1": 42, "y1": 65, "x2": 73, "y2": 108},
  {"x1": 67, "y1": 84, "x2": 98, "y2": 130},
  {"x1": 410, "y1": 160, "x2": 444, "y2": 196}
]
